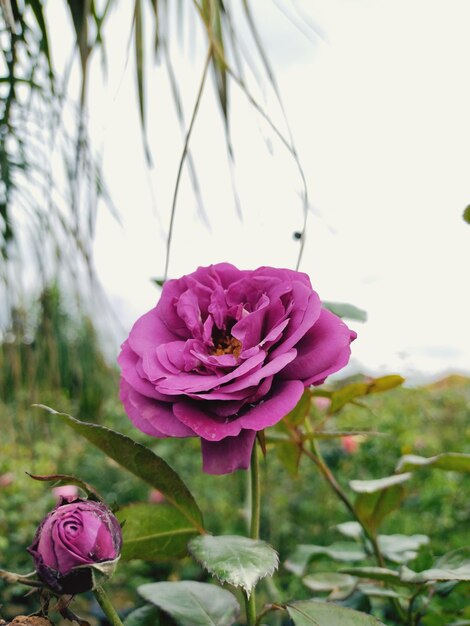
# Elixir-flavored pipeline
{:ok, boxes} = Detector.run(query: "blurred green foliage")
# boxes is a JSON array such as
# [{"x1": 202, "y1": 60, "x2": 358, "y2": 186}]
[{"x1": 1, "y1": 288, "x2": 470, "y2": 624}]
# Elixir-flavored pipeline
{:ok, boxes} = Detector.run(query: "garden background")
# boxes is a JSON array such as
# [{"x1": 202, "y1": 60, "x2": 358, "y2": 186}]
[{"x1": 1, "y1": 1, "x2": 470, "y2": 625}]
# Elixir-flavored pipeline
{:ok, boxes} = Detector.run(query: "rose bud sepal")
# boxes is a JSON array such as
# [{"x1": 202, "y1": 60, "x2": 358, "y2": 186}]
[
  {"x1": 28, "y1": 498, "x2": 122, "y2": 595},
  {"x1": 32, "y1": 556, "x2": 121, "y2": 595}
]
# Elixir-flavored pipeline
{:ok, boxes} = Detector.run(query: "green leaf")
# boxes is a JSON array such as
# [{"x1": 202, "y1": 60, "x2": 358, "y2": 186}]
[
  {"x1": 350, "y1": 473, "x2": 412, "y2": 493},
  {"x1": 26, "y1": 472, "x2": 103, "y2": 501},
  {"x1": 354, "y1": 484, "x2": 407, "y2": 535},
  {"x1": 377, "y1": 534, "x2": 429, "y2": 564},
  {"x1": 366, "y1": 375, "x2": 405, "y2": 393},
  {"x1": 351, "y1": 475, "x2": 411, "y2": 535},
  {"x1": 188, "y1": 535, "x2": 278, "y2": 597},
  {"x1": 329, "y1": 376, "x2": 404, "y2": 414},
  {"x1": 396, "y1": 453, "x2": 470, "y2": 474},
  {"x1": 117, "y1": 503, "x2": 199, "y2": 560},
  {"x1": 275, "y1": 440, "x2": 302, "y2": 477},
  {"x1": 436, "y1": 547, "x2": 470, "y2": 569},
  {"x1": 124, "y1": 604, "x2": 161, "y2": 626},
  {"x1": 322, "y1": 302, "x2": 368, "y2": 322},
  {"x1": 287, "y1": 600, "x2": 386, "y2": 625},
  {"x1": 151, "y1": 277, "x2": 166, "y2": 287},
  {"x1": 329, "y1": 383, "x2": 369, "y2": 413},
  {"x1": 401, "y1": 547, "x2": 470, "y2": 584},
  {"x1": 340, "y1": 567, "x2": 415, "y2": 588},
  {"x1": 285, "y1": 543, "x2": 367, "y2": 576},
  {"x1": 357, "y1": 584, "x2": 404, "y2": 599},
  {"x1": 400, "y1": 564, "x2": 470, "y2": 584},
  {"x1": 285, "y1": 389, "x2": 312, "y2": 425},
  {"x1": 463, "y1": 205, "x2": 470, "y2": 223},
  {"x1": 335, "y1": 522, "x2": 363, "y2": 540},
  {"x1": 35, "y1": 405, "x2": 204, "y2": 533},
  {"x1": 302, "y1": 572, "x2": 357, "y2": 593},
  {"x1": 138, "y1": 581, "x2": 240, "y2": 626}
]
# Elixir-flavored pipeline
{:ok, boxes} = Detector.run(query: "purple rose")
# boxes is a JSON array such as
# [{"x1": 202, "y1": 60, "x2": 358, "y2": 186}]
[
  {"x1": 118, "y1": 263, "x2": 356, "y2": 475},
  {"x1": 28, "y1": 498, "x2": 122, "y2": 594}
]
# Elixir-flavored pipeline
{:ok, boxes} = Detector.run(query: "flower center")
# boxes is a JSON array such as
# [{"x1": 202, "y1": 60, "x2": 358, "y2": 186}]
[{"x1": 211, "y1": 329, "x2": 242, "y2": 358}]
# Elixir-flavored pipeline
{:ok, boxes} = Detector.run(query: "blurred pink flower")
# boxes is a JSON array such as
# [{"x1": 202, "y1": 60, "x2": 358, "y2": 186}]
[
  {"x1": 341, "y1": 435, "x2": 360, "y2": 454},
  {"x1": 52, "y1": 485, "x2": 79, "y2": 502},
  {"x1": 148, "y1": 489, "x2": 165, "y2": 504},
  {"x1": 0, "y1": 472, "x2": 14, "y2": 488},
  {"x1": 313, "y1": 396, "x2": 331, "y2": 412}
]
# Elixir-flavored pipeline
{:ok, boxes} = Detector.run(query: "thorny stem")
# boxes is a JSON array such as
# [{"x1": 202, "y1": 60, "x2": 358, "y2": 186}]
[
  {"x1": 303, "y1": 428, "x2": 407, "y2": 622},
  {"x1": 93, "y1": 585, "x2": 124, "y2": 626},
  {"x1": 245, "y1": 442, "x2": 261, "y2": 626}
]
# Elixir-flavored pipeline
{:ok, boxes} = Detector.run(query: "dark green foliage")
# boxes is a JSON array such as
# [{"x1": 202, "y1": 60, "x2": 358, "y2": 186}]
[{"x1": 0, "y1": 285, "x2": 113, "y2": 418}]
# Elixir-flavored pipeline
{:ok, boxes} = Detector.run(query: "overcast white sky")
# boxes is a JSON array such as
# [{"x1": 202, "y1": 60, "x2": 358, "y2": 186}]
[{"x1": 50, "y1": 0, "x2": 470, "y2": 382}]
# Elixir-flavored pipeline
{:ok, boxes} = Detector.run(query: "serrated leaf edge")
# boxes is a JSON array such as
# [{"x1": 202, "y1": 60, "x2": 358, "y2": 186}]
[{"x1": 188, "y1": 536, "x2": 279, "y2": 597}]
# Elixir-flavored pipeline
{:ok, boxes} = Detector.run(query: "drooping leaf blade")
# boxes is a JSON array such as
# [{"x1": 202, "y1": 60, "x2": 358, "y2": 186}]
[
  {"x1": 188, "y1": 535, "x2": 278, "y2": 597},
  {"x1": 27, "y1": 472, "x2": 103, "y2": 502},
  {"x1": 35, "y1": 405, "x2": 204, "y2": 532}
]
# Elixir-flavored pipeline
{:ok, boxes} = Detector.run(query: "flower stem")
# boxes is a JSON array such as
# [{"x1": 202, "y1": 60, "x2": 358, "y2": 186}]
[
  {"x1": 245, "y1": 442, "x2": 261, "y2": 625},
  {"x1": 250, "y1": 441, "x2": 261, "y2": 541},
  {"x1": 93, "y1": 585, "x2": 124, "y2": 626}
]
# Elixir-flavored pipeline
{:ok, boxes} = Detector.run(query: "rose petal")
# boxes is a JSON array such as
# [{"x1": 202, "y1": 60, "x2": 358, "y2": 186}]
[
  {"x1": 155, "y1": 349, "x2": 266, "y2": 394},
  {"x1": 239, "y1": 380, "x2": 305, "y2": 430},
  {"x1": 120, "y1": 379, "x2": 195, "y2": 437},
  {"x1": 201, "y1": 429, "x2": 257, "y2": 474},
  {"x1": 118, "y1": 341, "x2": 168, "y2": 401},
  {"x1": 216, "y1": 349, "x2": 297, "y2": 394},
  {"x1": 269, "y1": 287, "x2": 322, "y2": 358},
  {"x1": 128, "y1": 307, "x2": 178, "y2": 355},
  {"x1": 279, "y1": 309, "x2": 355, "y2": 384},
  {"x1": 173, "y1": 402, "x2": 242, "y2": 441},
  {"x1": 176, "y1": 288, "x2": 203, "y2": 339},
  {"x1": 231, "y1": 293, "x2": 269, "y2": 348}
]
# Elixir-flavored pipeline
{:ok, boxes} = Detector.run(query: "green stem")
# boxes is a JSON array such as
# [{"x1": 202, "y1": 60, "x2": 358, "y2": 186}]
[
  {"x1": 250, "y1": 441, "x2": 261, "y2": 541},
  {"x1": 245, "y1": 442, "x2": 261, "y2": 626},
  {"x1": 93, "y1": 585, "x2": 124, "y2": 626}
]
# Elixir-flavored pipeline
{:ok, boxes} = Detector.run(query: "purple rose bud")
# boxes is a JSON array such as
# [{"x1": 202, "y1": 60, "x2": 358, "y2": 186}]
[{"x1": 28, "y1": 498, "x2": 122, "y2": 594}]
